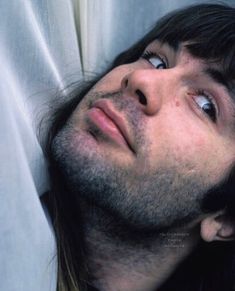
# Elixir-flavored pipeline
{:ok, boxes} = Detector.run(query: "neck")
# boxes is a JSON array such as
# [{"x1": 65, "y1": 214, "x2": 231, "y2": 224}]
[{"x1": 81, "y1": 202, "x2": 200, "y2": 291}]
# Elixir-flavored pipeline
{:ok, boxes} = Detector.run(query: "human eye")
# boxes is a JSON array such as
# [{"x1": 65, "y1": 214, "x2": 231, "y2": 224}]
[
  {"x1": 141, "y1": 50, "x2": 167, "y2": 69},
  {"x1": 193, "y1": 90, "x2": 218, "y2": 123}
]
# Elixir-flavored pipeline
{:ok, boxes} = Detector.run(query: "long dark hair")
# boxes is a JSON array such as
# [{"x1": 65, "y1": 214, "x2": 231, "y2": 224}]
[{"x1": 44, "y1": 3, "x2": 235, "y2": 290}]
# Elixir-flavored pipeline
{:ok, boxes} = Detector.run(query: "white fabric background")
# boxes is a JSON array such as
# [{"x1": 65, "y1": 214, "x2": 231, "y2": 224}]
[{"x1": 0, "y1": 0, "x2": 234, "y2": 290}]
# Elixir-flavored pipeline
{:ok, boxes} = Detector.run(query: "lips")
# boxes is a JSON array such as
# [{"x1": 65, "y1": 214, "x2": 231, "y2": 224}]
[{"x1": 87, "y1": 99, "x2": 134, "y2": 152}]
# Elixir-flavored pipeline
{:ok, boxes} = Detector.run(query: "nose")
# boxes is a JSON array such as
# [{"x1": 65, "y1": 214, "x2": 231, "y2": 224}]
[{"x1": 121, "y1": 69, "x2": 163, "y2": 115}]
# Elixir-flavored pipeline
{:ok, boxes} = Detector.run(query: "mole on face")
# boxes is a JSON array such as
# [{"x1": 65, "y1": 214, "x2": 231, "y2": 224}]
[{"x1": 175, "y1": 99, "x2": 180, "y2": 107}]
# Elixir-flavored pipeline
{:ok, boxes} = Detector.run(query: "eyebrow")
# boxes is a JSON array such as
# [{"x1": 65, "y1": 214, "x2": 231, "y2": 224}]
[
  {"x1": 204, "y1": 67, "x2": 231, "y2": 93},
  {"x1": 204, "y1": 67, "x2": 235, "y2": 113}
]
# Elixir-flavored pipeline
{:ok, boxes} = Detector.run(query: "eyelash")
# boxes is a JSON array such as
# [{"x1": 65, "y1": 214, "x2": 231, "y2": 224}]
[{"x1": 141, "y1": 50, "x2": 167, "y2": 69}]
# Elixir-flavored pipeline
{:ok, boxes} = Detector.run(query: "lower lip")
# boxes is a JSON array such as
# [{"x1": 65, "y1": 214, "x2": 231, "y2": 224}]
[{"x1": 87, "y1": 107, "x2": 128, "y2": 148}]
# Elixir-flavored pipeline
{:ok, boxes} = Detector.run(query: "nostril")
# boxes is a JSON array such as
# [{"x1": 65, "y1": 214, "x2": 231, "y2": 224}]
[
  {"x1": 136, "y1": 89, "x2": 147, "y2": 105},
  {"x1": 124, "y1": 79, "x2": 128, "y2": 87}
]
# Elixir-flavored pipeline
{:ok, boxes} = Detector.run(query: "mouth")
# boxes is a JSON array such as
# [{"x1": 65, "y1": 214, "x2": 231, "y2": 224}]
[{"x1": 86, "y1": 99, "x2": 135, "y2": 153}]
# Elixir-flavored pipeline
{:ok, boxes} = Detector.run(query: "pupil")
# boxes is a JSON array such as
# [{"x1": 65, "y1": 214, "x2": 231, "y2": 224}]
[
  {"x1": 203, "y1": 103, "x2": 216, "y2": 122},
  {"x1": 157, "y1": 63, "x2": 165, "y2": 69}
]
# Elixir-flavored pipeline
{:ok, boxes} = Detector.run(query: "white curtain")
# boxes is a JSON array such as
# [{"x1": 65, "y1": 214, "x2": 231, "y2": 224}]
[{"x1": 0, "y1": 0, "x2": 233, "y2": 290}]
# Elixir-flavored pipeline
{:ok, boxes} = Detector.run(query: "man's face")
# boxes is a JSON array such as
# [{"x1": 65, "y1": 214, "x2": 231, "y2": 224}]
[{"x1": 52, "y1": 41, "x2": 235, "y2": 231}]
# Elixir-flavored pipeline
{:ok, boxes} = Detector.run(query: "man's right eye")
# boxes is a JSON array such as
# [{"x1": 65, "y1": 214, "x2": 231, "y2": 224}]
[{"x1": 141, "y1": 51, "x2": 167, "y2": 69}]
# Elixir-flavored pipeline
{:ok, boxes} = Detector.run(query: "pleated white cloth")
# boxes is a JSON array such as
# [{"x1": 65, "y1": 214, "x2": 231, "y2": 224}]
[{"x1": 0, "y1": 0, "x2": 233, "y2": 290}]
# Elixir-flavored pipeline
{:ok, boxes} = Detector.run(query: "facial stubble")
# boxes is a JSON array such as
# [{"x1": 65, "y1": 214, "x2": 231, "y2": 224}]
[{"x1": 51, "y1": 91, "x2": 213, "y2": 236}]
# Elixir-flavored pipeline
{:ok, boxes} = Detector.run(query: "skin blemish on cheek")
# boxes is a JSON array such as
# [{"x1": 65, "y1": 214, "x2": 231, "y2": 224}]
[
  {"x1": 175, "y1": 100, "x2": 180, "y2": 107},
  {"x1": 194, "y1": 136, "x2": 207, "y2": 150}
]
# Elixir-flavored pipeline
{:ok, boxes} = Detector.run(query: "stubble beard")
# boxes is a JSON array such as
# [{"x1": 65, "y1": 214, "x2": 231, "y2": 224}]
[{"x1": 51, "y1": 91, "x2": 212, "y2": 237}]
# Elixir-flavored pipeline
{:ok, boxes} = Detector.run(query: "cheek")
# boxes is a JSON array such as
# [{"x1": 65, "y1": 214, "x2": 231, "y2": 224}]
[
  {"x1": 173, "y1": 130, "x2": 208, "y2": 157},
  {"x1": 94, "y1": 71, "x2": 122, "y2": 92},
  {"x1": 145, "y1": 114, "x2": 217, "y2": 175},
  {"x1": 164, "y1": 110, "x2": 213, "y2": 159}
]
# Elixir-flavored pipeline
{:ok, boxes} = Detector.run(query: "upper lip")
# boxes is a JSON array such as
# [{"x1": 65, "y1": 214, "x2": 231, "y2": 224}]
[{"x1": 92, "y1": 99, "x2": 135, "y2": 153}]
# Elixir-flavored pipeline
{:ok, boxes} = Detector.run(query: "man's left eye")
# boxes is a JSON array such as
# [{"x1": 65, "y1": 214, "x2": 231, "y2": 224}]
[
  {"x1": 193, "y1": 91, "x2": 218, "y2": 123},
  {"x1": 141, "y1": 51, "x2": 167, "y2": 69}
]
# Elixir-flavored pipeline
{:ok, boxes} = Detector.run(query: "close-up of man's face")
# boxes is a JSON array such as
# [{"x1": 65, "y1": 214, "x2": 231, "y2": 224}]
[{"x1": 52, "y1": 40, "x2": 235, "y2": 232}]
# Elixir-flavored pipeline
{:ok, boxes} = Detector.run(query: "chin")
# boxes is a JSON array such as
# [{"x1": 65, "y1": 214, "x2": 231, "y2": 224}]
[{"x1": 52, "y1": 123, "x2": 207, "y2": 234}]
